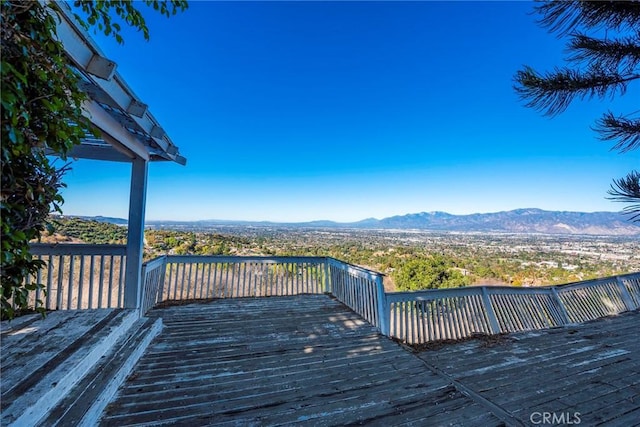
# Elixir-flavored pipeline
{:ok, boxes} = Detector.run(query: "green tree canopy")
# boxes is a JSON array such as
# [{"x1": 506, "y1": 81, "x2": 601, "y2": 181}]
[
  {"x1": 514, "y1": 1, "x2": 640, "y2": 222},
  {"x1": 1, "y1": 0, "x2": 187, "y2": 319},
  {"x1": 394, "y1": 255, "x2": 470, "y2": 291}
]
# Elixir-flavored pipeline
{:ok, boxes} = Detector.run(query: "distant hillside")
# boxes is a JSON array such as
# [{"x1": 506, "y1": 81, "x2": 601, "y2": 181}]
[
  {"x1": 361, "y1": 209, "x2": 640, "y2": 235},
  {"x1": 77, "y1": 215, "x2": 128, "y2": 225},
  {"x1": 67, "y1": 208, "x2": 640, "y2": 236},
  {"x1": 47, "y1": 216, "x2": 128, "y2": 244},
  {"x1": 50, "y1": 214, "x2": 129, "y2": 225}
]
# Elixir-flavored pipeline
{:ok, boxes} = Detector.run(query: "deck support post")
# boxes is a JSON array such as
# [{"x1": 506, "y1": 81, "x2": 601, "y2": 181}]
[
  {"x1": 124, "y1": 157, "x2": 149, "y2": 311},
  {"x1": 480, "y1": 287, "x2": 501, "y2": 335}
]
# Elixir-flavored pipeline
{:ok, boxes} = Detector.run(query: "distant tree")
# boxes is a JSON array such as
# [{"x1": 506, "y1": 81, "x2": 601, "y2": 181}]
[
  {"x1": 1, "y1": 0, "x2": 187, "y2": 319},
  {"x1": 394, "y1": 255, "x2": 470, "y2": 291},
  {"x1": 514, "y1": 1, "x2": 640, "y2": 222}
]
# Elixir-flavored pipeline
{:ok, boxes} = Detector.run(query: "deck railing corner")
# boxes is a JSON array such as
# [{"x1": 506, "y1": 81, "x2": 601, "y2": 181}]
[
  {"x1": 141, "y1": 255, "x2": 168, "y2": 315},
  {"x1": 480, "y1": 286, "x2": 501, "y2": 335},
  {"x1": 374, "y1": 275, "x2": 389, "y2": 335},
  {"x1": 616, "y1": 275, "x2": 638, "y2": 311}
]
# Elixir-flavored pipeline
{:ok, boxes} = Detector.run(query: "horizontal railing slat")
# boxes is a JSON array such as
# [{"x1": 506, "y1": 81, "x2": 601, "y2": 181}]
[
  {"x1": 166, "y1": 255, "x2": 326, "y2": 264},
  {"x1": 30, "y1": 243, "x2": 126, "y2": 256}
]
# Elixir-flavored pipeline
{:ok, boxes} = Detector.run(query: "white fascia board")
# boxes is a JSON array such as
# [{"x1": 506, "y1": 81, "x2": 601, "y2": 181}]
[
  {"x1": 82, "y1": 100, "x2": 150, "y2": 162},
  {"x1": 62, "y1": 144, "x2": 134, "y2": 163}
]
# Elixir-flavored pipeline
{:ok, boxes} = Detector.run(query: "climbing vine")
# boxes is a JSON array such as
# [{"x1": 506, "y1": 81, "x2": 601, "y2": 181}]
[{"x1": 1, "y1": 0, "x2": 187, "y2": 319}]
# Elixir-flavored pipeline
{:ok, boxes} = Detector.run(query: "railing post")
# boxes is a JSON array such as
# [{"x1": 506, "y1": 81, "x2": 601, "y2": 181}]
[
  {"x1": 323, "y1": 258, "x2": 332, "y2": 294},
  {"x1": 140, "y1": 262, "x2": 149, "y2": 314},
  {"x1": 375, "y1": 275, "x2": 389, "y2": 336},
  {"x1": 158, "y1": 256, "x2": 168, "y2": 304},
  {"x1": 480, "y1": 287, "x2": 501, "y2": 334},
  {"x1": 550, "y1": 287, "x2": 572, "y2": 325},
  {"x1": 616, "y1": 276, "x2": 637, "y2": 311}
]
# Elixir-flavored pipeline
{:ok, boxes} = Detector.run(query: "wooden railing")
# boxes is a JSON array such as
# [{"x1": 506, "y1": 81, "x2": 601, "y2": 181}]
[
  {"x1": 555, "y1": 275, "x2": 637, "y2": 323},
  {"x1": 622, "y1": 273, "x2": 640, "y2": 308},
  {"x1": 385, "y1": 272, "x2": 640, "y2": 344},
  {"x1": 140, "y1": 255, "x2": 167, "y2": 314},
  {"x1": 21, "y1": 245, "x2": 640, "y2": 346},
  {"x1": 327, "y1": 258, "x2": 385, "y2": 330},
  {"x1": 154, "y1": 256, "x2": 386, "y2": 328},
  {"x1": 160, "y1": 255, "x2": 328, "y2": 301},
  {"x1": 27, "y1": 243, "x2": 127, "y2": 310}
]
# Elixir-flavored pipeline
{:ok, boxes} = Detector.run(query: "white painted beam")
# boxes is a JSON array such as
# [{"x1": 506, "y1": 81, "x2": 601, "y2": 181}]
[
  {"x1": 82, "y1": 100, "x2": 149, "y2": 162},
  {"x1": 58, "y1": 144, "x2": 133, "y2": 163}
]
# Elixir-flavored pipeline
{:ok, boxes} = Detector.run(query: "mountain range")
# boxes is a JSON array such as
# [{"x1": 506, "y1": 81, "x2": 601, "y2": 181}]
[
  {"x1": 349, "y1": 209, "x2": 639, "y2": 235},
  {"x1": 69, "y1": 209, "x2": 640, "y2": 236}
]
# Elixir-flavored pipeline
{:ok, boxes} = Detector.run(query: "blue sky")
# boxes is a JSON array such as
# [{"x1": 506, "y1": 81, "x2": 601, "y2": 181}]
[{"x1": 61, "y1": 1, "x2": 639, "y2": 222}]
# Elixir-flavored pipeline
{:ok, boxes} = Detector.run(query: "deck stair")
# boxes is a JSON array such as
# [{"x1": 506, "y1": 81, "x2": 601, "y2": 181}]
[{"x1": 0, "y1": 309, "x2": 161, "y2": 426}]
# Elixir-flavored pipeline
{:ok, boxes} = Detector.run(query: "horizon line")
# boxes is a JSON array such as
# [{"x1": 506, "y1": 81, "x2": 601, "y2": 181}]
[{"x1": 54, "y1": 207, "x2": 631, "y2": 224}]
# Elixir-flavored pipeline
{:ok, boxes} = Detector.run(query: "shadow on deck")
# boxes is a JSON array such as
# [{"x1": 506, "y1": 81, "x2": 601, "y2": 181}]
[{"x1": 2, "y1": 294, "x2": 640, "y2": 426}]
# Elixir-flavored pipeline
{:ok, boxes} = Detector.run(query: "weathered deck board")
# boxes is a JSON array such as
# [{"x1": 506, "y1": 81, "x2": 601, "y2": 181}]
[
  {"x1": 0, "y1": 308, "x2": 139, "y2": 425},
  {"x1": 1, "y1": 310, "x2": 116, "y2": 383},
  {"x1": 1, "y1": 309, "x2": 120, "y2": 403},
  {"x1": 416, "y1": 309, "x2": 640, "y2": 426},
  {"x1": 100, "y1": 295, "x2": 502, "y2": 426}
]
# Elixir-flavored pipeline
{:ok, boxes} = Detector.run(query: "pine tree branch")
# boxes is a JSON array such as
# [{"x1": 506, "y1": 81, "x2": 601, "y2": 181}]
[
  {"x1": 568, "y1": 33, "x2": 640, "y2": 73},
  {"x1": 594, "y1": 112, "x2": 640, "y2": 153},
  {"x1": 535, "y1": 1, "x2": 640, "y2": 36},
  {"x1": 607, "y1": 170, "x2": 640, "y2": 222},
  {"x1": 518, "y1": 2, "x2": 640, "y2": 223},
  {"x1": 514, "y1": 66, "x2": 640, "y2": 116}
]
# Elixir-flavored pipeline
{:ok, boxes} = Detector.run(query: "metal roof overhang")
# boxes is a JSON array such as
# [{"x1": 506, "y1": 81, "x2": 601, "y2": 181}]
[{"x1": 49, "y1": 2, "x2": 186, "y2": 166}]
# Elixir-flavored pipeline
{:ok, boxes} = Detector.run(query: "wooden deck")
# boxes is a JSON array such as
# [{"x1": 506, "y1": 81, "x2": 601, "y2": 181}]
[
  {"x1": 416, "y1": 309, "x2": 640, "y2": 426},
  {"x1": 100, "y1": 295, "x2": 502, "y2": 426},
  {"x1": 4, "y1": 295, "x2": 638, "y2": 426},
  {"x1": 99, "y1": 295, "x2": 640, "y2": 426}
]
